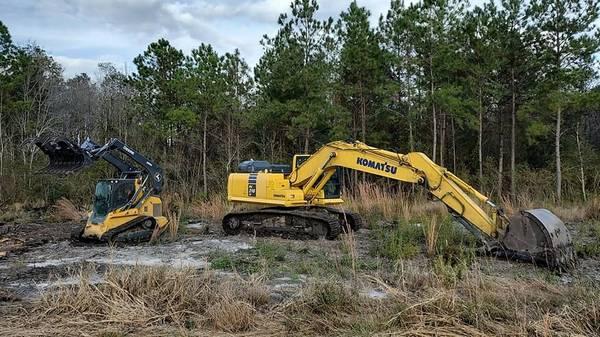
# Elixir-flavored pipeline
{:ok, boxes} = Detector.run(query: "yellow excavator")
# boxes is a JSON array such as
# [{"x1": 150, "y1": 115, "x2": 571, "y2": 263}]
[
  {"x1": 225, "y1": 140, "x2": 575, "y2": 269},
  {"x1": 35, "y1": 137, "x2": 168, "y2": 242}
]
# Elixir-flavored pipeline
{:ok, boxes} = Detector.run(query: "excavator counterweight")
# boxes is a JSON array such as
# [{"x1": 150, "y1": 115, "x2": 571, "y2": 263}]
[{"x1": 224, "y1": 140, "x2": 575, "y2": 270}]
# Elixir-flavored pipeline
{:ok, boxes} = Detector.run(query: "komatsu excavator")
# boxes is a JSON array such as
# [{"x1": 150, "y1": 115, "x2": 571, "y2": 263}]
[
  {"x1": 225, "y1": 141, "x2": 575, "y2": 269},
  {"x1": 34, "y1": 137, "x2": 168, "y2": 242}
]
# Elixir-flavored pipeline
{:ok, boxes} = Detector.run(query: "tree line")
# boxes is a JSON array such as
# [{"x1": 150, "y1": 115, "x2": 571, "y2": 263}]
[{"x1": 1, "y1": 0, "x2": 599, "y2": 205}]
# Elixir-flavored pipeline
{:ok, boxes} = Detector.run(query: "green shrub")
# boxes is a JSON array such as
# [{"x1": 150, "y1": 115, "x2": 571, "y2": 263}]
[{"x1": 369, "y1": 222, "x2": 423, "y2": 259}]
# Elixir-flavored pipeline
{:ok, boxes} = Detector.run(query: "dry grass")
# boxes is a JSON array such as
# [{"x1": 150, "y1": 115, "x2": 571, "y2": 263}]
[
  {"x1": 2, "y1": 261, "x2": 599, "y2": 337},
  {"x1": 51, "y1": 197, "x2": 86, "y2": 222},
  {"x1": 165, "y1": 210, "x2": 180, "y2": 241},
  {"x1": 345, "y1": 182, "x2": 447, "y2": 226},
  {"x1": 207, "y1": 298, "x2": 257, "y2": 332},
  {"x1": 424, "y1": 215, "x2": 439, "y2": 257},
  {"x1": 190, "y1": 196, "x2": 230, "y2": 221},
  {"x1": 0, "y1": 203, "x2": 28, "y2": 223},
  {"x1": 281, "y1": 265, "x2": 600, "y2": 337},
  {"x1": 584, "y1": 196, "x2": 600, "y2": 221},
  {"x1": 14, "y1": 265, "x2": 272, "y2": 335},
  {"x1": 340, "y1": 231, "x2": 358, "y2": 277}
]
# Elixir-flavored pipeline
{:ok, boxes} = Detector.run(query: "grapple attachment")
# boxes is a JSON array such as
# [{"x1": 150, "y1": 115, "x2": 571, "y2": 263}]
[
  {"x1": 34, "y1": 137, "x2": 93, "y2": 174},
  {"x1": 500, "y1": 208, "x2": 575, "y2": 270}
]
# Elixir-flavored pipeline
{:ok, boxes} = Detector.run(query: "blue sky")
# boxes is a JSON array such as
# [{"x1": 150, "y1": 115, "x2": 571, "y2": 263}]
[{"x1": 1, "y1": 0, "x2": 396, "y2": 78}]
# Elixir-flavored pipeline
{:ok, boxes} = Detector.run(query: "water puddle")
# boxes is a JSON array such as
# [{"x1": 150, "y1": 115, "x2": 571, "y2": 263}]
[{"x1": 361, "y1": 288, "x2": 388, "y2": 299}]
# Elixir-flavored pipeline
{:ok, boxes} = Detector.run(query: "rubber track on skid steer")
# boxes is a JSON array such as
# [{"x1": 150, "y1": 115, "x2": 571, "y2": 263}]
[
  {"x1": 223, "y1": 209, "x2": 342, "y2": 240},
  {"x1": 70, "y1": 216, "x2": 158, "y2": 245}
]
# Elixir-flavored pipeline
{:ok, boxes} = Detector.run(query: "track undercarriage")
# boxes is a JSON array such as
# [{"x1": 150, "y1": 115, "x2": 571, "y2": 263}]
[
  {"x1": 71, "y1": 216, "x2": 160, "y2": 244},
  {"x1": 222, "y1": 206, "x2": 362, "y2": 240}
]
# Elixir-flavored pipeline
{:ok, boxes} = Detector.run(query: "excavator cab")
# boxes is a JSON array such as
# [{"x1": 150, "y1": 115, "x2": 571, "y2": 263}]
[{"x1": 293, "y1": 154, "x2": 341, "y2": 199}]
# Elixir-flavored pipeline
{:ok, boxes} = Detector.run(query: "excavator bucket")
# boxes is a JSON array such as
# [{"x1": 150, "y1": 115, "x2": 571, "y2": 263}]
[
  {"x1": 499, "y1": 208, "x2": 575, "y2": 270},
  {"x1": 34, "y1": 137, "x2": 93, "y2": 174}
]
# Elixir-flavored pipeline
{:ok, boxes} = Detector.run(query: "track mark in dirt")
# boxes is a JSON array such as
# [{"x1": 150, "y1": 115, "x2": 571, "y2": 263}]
[{"x1": 0, "y1": 222, "x2": 77, "y2": 257}]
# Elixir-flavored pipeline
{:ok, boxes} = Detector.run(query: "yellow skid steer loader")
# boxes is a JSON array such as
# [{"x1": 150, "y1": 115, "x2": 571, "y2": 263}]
[{"x1": 35, "y1": 137, "x2": 168, "y2": 243}]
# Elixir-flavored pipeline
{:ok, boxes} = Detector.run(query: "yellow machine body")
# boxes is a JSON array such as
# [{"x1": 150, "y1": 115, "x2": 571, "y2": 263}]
[
  {"x1": 228, "y1": 141, "x2": 498, "y2": 237},
  {"x1": 226, "y1": 140, "x2": 574, "y2": 269},
  {"x1": 82, "y1": 195, "x2": 168, "y2": 240},
  {"x1": 78, "y1": 177, "x2": 168, "y2": 242},
  {"x1": 35, "y1": 136, "x2": 168, "y2": 243},
  {"x1": 228, "y1": 172, "x2": 343, "y2": 207}
]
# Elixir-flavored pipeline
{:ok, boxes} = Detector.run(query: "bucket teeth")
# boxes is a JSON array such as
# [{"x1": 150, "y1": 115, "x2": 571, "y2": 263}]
[
  {"x1": 34, "y1": 137, "x2": 92, "y2": 174},
  {"x1": 499, "y1": 208, "x2": 575, "y2": 270}
]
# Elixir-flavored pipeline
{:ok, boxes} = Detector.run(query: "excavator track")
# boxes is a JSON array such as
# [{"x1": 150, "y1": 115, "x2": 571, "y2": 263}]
[
  {"x1": 223, "y1": 208, "x2": 342, "y2": 240},
  {"x1": 262, "y1": 206, "x2": 362, "y2": 232},
  {"x1": 321, "y1": 207, "x2": 363, "y2": 232}
]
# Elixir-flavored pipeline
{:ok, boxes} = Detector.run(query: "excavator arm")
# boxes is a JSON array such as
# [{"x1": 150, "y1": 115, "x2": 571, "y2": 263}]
[
  {"x1": 288, "y1": 141, "x2": 574, "y2": 268},
  {"x1": 290, "y1": 141, "x2": 500, "y2": 239}
]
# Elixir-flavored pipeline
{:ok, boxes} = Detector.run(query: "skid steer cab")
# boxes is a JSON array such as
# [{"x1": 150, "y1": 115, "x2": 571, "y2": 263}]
[
  {"x1": 34, "y1": 137, "x2": 168, "y2": 243},
  {"x1": 79, "y1": 178, "x2": 168, "y2": 242}
]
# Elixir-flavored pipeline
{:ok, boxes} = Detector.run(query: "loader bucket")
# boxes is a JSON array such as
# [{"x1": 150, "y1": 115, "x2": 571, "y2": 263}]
[
  {"x1": 34, "y1": 137, "x2": 92, "y2": 174},
  {"x1": 500, "y1": 208, "x2": 575, "y2": 270}
]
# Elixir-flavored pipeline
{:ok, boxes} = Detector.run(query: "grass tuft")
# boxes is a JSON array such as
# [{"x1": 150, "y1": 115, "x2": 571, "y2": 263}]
[
  {"x1": 189, "y1": 196, "x2": 229, "y2": 221},
  {"x1": 345, "y1": 182, "x2": 447, "y2": 226},
  {"x1": 51, "y1": 197, "x2": 86, "y2": 222}
]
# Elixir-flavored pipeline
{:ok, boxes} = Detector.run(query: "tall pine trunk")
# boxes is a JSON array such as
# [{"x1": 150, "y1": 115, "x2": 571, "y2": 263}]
[
  {"x1": 439, "y1": 111, "x2": 446, "y2": 167},
  {"x1": 202, "y1": 111, "x2": 208, "y2": 196},
  {"x1": 576, "y1": 122, "x2": 587, "y2": 201},
  {"x1": 498, "y1": 112, "x2": 504, "y2": 200},
  {"x1": 478, "y1": 87, "x2": 483, "y2": 188},
  {"x1": 510, "y1": 68, "x2": 516, "y2": 200},
  {"x1": 360, "y1": 84, "x2": 366, "y2": 183},
  {"x1": 430, "y1": 56, "x2": 437, "y2": 163},
  {"x1": 451, "y1": 115, "x2": 456, "y2": 172},
  {"x1": 0, "y1": 91, "x2": 3, "y2": 177},
  {"x1": 304, "y1": 127, "x2": 310, "y2": 153},
  {"x1": 352, "y1": 107, "x2": 358, "y2": 191},
  {"x1": 409, "y1": 120, "x2": 414, "y2": 152},
  {"x1": 555, "y1": 105, "x2": 561, "y2": 202}
]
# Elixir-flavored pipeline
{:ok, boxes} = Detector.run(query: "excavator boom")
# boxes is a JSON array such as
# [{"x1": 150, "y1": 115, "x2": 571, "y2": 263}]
[{"x1": 225, "y1": 140, "x2": 575, "y2": 270}]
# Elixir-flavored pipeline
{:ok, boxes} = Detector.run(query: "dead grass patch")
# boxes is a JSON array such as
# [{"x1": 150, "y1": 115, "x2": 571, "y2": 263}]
[
  {"x1": 207, "y1": 299, "x2": 256, "y2": 332},
  {"x1": 50, "y1": 197, "x2": 86, "y2": 222},
  {"x1": 584, "y1": 196, "x2": 600, "y2": 221},
  {"x1": 33, "y1": 265, "x2": 270, "y2": 334},
  {"x1": 190, "y1": 196, "x2": 230, "y2": 221},
  {"x1": 2, "y1": 262, "x2": 599, "y2": 337},
  {"x1": 346, "y1": 182, "x2": 447, "y2": 226}
]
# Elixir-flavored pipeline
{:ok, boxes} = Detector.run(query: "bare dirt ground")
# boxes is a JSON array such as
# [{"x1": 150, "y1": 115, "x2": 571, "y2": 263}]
[
  {"x1": 1, "y1": 218, "x2": 600, "y2": 336},
  {"x1": 1, "y1": 220, "x2": 599, "y2": 299}
]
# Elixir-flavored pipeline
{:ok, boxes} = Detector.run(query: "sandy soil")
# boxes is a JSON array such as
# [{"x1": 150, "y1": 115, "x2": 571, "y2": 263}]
[{"x1": 0, "y1": 219, "x2": 599, "y2": 304}]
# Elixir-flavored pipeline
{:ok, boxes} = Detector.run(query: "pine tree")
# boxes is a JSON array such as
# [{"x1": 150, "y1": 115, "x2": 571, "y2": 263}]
[{"x1": 528, "y1": 0, "x2": 600, "y2": 202}]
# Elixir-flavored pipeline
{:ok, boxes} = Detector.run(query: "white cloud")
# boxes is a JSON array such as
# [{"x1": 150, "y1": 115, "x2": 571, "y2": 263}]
[
  {"x1": 53, "y1": 55, "x2": 128, "y2": 79},
  {"x1": 1, "y1": 0, "x2": 396, "y2": 78}
]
